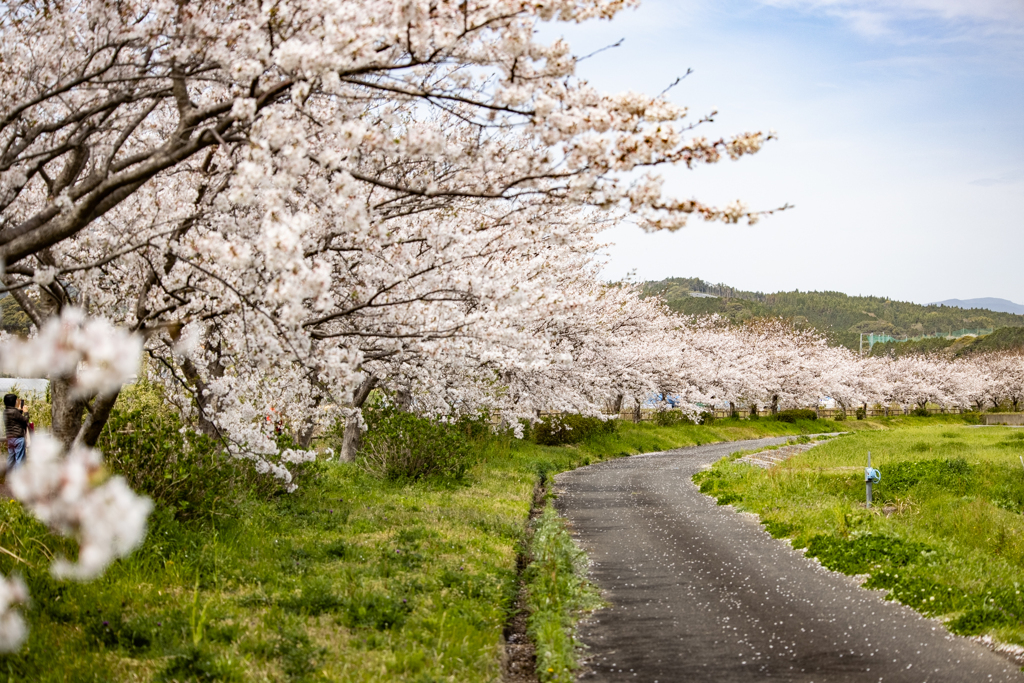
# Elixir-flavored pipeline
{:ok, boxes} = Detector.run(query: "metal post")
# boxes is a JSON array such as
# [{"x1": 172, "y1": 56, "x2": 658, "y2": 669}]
[
  {"x1": 864, "y1": 451, "x2": 881, "y2": 508},
  {"x1": 866, "y1": 451, "x2": 872, "y2": 507}
]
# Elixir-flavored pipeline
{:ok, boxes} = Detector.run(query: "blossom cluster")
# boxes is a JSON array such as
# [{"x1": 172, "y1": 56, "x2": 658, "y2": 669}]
[
  {"x1": 8, "y1": 434, "x2": 152, "y2": 581},
  {"x1": 0, "y1": 309, "x2": 142, "y2": 397},
  {"x1": 0, "y1": 311, "x2": 150, "y2": 651}
]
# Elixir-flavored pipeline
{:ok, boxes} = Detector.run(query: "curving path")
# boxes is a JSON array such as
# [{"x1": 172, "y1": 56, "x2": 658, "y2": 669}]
[{"x1": 553, "y1": 437, "x2": 1023, "y2": 682}]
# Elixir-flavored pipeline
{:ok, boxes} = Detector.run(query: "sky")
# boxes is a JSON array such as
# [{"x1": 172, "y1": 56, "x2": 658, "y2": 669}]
[{"x1": 539, "y1": 0, "x2": 1024, "y2": 304}]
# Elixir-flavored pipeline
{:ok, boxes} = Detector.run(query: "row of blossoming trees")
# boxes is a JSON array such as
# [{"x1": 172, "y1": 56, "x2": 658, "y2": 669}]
[{"x1": 0, "y1": 0, "x2": 1020, "y2": 651}]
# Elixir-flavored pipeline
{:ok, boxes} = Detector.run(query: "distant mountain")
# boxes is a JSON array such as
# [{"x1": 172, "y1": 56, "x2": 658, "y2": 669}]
[
  {"x1": 642, "y1": 277, "x2": 1024, "y2": 350},
  {"x1": 930, "y1": 298, "x2": 1024, "y2": 315}
]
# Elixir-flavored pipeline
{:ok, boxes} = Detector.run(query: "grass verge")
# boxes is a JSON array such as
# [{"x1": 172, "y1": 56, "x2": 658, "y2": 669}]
[
  {"x1": 694, "y1": 419, "x2": 1024, "y2": 648},
  {"x1": 0, "y1": 415, "x2": 849, "y2": 681},
  {"x1": 524, "y1": 502, "x2": 602, "y2": 683}
]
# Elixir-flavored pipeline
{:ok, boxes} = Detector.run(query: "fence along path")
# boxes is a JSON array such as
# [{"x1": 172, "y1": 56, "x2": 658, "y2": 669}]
[{"x1": 538, "y1": 404, "x2": 969, "y2": 423}]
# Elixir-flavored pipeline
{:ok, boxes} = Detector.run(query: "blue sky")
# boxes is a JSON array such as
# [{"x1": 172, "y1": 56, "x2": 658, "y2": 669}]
[{"x1": 541, "y1": 0, "x2": 1024, "y2": 304}]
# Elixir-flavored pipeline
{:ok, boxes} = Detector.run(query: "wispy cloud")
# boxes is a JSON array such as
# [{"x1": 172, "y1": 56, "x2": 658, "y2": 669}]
[
  {"x1": 970, "y1": 168, "x2": 1024, "y2": 187},
  {"x1": 759, "y1": 0, "x2": 1024, "y2": 41}
]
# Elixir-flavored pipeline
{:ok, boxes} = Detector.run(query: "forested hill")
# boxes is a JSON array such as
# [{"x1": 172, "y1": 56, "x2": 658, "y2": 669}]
[
  {"x1": 866, "y1": 327, "x2": 1024, "y2": 358},
  {"x1": 642, "y1": 277, "x2": 1024, "y2": 350}
]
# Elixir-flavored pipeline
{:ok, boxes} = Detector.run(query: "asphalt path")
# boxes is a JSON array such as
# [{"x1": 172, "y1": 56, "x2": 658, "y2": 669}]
[{"x1": 553, "y1": 437, "x2": 1023, "y2": 683}]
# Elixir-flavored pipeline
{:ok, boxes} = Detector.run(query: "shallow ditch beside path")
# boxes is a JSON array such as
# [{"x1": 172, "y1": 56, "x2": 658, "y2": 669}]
[{"x1": 502, "y1": 480, "x2": 545, "y2": 683}]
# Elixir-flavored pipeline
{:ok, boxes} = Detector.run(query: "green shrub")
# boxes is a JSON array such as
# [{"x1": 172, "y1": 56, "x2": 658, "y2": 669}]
[
  {"x1": 532, "y1": 414, "x2": 615, "y2": 446},
  {"x1": 856, "y1": 406, "x2": 867, "y2": 420},
  {"x1": 805, "y1": 533, "x2": 930, "y2": 575},
  {"x1": 962, "y1": 411, "x2": 982, "y2": 425},
  {"x1": 912, "y1": 406, "x2": 930, "y2": 417},
  {"x1": 653, "y1": 410, "x2": 683, "y2": 427},
  {"x1": 776, "y1": 409, "x2": 817, "y2": 423},
  {"x1": 360, "y1": 402, "x2": 471, "y2": 481},
  {"x1": 833, "y1": 410, "x2": 847, "y2": 421},
  {"x1": 879, "y1": 458, "x2": 973, "y2": 496},
  {"x1": 99, "y1": 381, "x2": 287, "y2": 519}
]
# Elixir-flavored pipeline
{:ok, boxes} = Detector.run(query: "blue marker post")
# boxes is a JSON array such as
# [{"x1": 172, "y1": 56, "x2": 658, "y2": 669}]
[{"x1": 865, "y1": 451, "x2": 881, "y2": 508}]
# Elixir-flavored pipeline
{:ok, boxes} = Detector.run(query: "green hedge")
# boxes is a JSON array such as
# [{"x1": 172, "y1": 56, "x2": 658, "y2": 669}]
[
  {"x1": 776, "y1": 409, "x2": 817, "y2": 423},
  {"x1": 532, "y1": 414, "x2": 616, "y2": 446},
  {"x1": 360, "y1": 403, "x2": 472, "y2": 481}
]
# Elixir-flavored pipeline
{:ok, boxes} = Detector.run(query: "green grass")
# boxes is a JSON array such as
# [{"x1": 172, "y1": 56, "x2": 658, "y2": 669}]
[
  {"x1": 694, "y1": 420, "x2": 1024, "y2": 646},
  {"x1": 525, "y1": 503, "x2": 602, "y2": 683},
  {"x1": 0, "y1": 415, "x2": 849, "y2": 681}
]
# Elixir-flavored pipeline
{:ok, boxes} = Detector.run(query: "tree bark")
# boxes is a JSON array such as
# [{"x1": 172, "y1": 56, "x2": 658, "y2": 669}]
[
  {"x1": 339, "y1": 375, "x2": 378, "y2": 463},
  {"x1": 51, "y1": 375, "x2": 88, "y2": 452},
  {"x1": 75, "y1": 389, "x2": 121, "y2": 449},
  {"x1": 395, "y1": 387, "x2": 413, "y2": 412},
  {"x1": 296, "y1": 421, "x2": 316, "y2": 449},
  {"x1": 178, "y1": 350, "x2": 225, "y2": 439}
]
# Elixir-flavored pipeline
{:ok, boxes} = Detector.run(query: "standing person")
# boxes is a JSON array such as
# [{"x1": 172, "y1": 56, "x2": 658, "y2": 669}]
[{"x1": 4, "y1": 394, "x2": 29, "y2": 471}]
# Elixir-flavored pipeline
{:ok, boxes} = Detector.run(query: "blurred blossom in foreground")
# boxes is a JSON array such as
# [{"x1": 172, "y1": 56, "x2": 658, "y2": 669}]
[
  {"x1": 0, "y1": 308, "x2": 142, "y2": 396},
  {"x1": 9, "y1": 434, "x2": 152, "y2": 581},
  {"x1": 0, "y1": 309, "x2": 149, "y2": 649},
  {"x1": 0, "y1": 577, "x2": 28, "y2": 652}
]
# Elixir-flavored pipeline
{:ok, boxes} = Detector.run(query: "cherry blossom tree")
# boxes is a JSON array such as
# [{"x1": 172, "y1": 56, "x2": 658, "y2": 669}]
[
  {"x1": 988, "y1": 351, "x2": 1024, "y2": 411},
  {"x1": 0, "y1": 0, "x2": 781, "y2": 467}
]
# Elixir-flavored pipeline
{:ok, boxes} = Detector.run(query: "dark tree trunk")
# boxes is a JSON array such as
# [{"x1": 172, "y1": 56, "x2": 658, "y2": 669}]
[
  {"x1": 632, "y1": 400, "x2": 642, "y2": 424},
  {"x1": 770, "y1": 394, "x2": 779, "y2": 415},
  {"x1": 296, "y1": 422, "x2": 316, "y2": 449},
  {"x1": 179, "y1": 357, "x2": 222, "y2": 439},
  {"x1": 340, "y1": 375, "x2": 378, "y2": 463},
  {"x1": 613, "y1": 394, "x2": 624, "y2": 415},
  {"x1": 395, "y1": 387, "x2": 413, "y2": 412},
  {"x1": 294, "y1": 392, "x2": 324, "y2": 448},
  {"x1": 75, "y1": 389, "x2": 121, "y2": 449},
  {"x1": 50, "y1": 375, "x2": 88, "y2": 452}
]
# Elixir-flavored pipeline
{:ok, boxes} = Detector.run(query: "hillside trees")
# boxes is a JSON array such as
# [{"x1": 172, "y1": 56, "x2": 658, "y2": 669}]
[{"x1": 646, "y1": 279, "x2": 1024, "y2": 350}]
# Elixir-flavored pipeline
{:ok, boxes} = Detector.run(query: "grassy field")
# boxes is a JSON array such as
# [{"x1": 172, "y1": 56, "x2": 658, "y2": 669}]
[
  {"x1": 0, "y1": 414, "x2": 847, "y2": 682},
  {"x1": 695, "y1": 417, "x2": 1024, "y2": 648}
]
